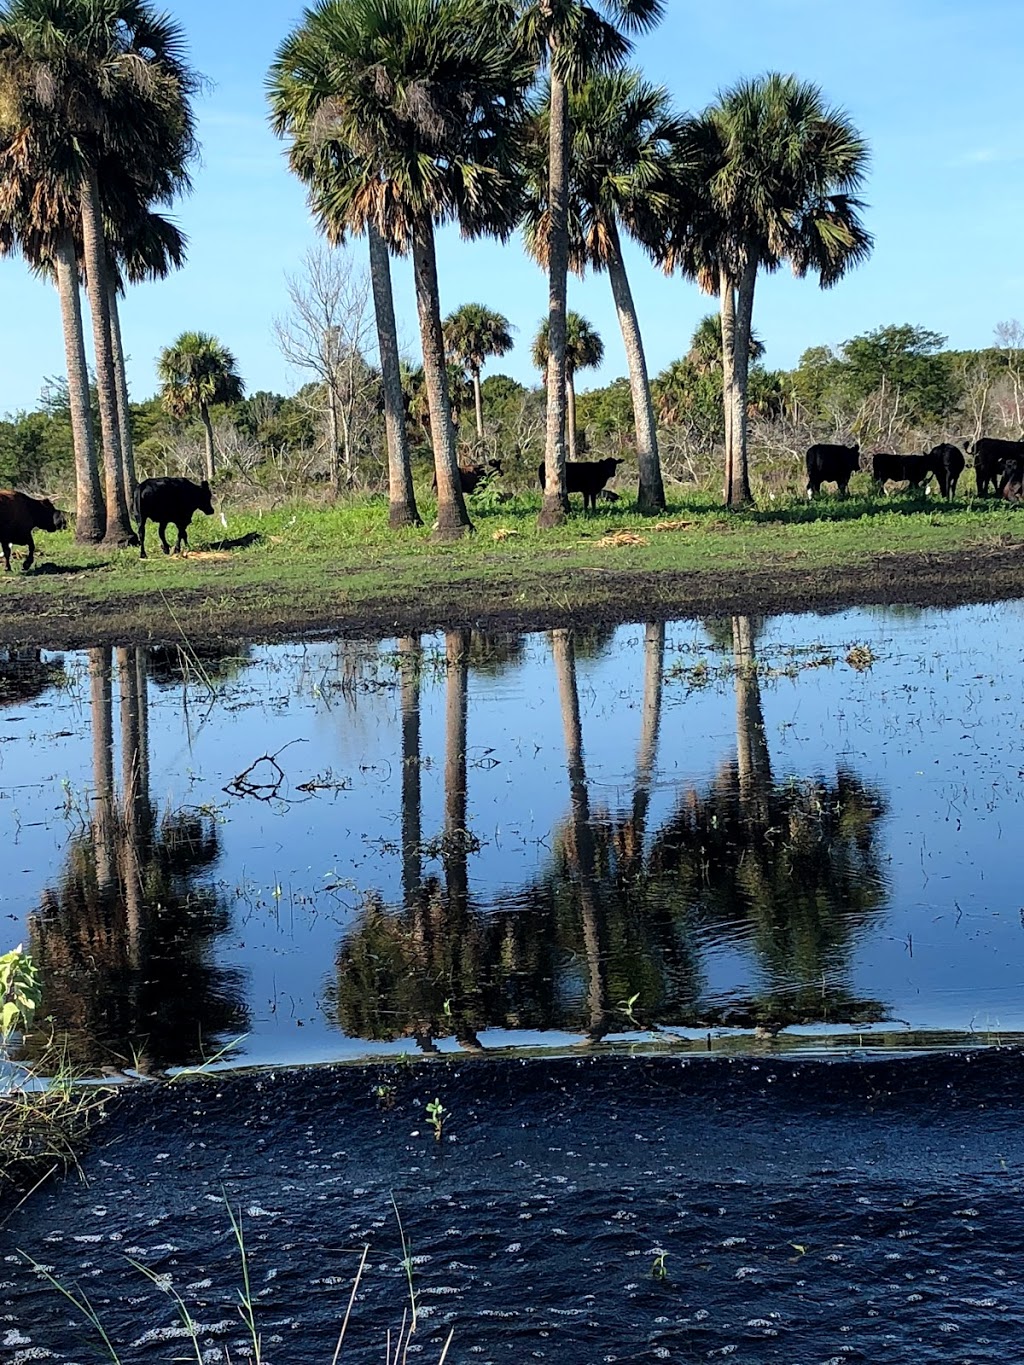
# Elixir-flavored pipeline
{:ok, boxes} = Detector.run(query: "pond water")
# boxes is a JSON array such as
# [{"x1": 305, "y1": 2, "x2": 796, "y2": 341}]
[{"x1": 3, "y1": 601, "x2": 1023, "y2": 1075}]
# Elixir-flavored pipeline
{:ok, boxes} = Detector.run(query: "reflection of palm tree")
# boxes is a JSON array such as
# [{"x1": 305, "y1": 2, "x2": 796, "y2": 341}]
[
  {"x1": 29, "y1": 649, "x2": 246, "y2": 1072},
  {"x1": 398, "y1": 637, "x2": 422, "y2": 908},
  {"x1": 624, "y1": 622, "x2": 664, "y2": 878},
  {"x1": 0, "y1": 649, "x2": 67, "y2": 707},
  {"x1": 552, "y1": 629, "x2": 608, "y2": 1044},
  {"x1": 647, "y1": 617, "x2": 888, "y2": 1027}
]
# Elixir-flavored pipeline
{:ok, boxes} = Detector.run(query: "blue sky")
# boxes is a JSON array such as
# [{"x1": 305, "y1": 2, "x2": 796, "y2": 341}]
[{"x1": 2, "y1": 0, "x2": 1023, "y2": 414}]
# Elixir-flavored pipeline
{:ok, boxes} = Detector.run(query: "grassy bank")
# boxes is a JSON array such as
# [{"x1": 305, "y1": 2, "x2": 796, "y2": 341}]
[{"x1": 3, "y1": 487, "x2": 1024, "y2": 647}]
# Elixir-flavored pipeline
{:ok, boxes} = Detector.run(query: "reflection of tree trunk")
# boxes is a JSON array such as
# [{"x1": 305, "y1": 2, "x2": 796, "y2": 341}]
[
  {"x1": 88, "y1": 648, "x2": 116, "y2": 895},
  {"x1": 443, "y1": 630, "x2": 469, "y2": 910},
  {"x1": 398, "y1": 636, "x2": 422, "y2": 909},
  {"x1": 552, "y1": 629, "x2": 608, "y2": 1044},
  {"x1": 733, "y1": 616, "x2": 772, "y2": 826},
  {"x1": 117, "y1": 647, "x2": 147, "y2": 970},
  {"x1": 628, "y1": 623, "x2": 665, "y2": 875}
]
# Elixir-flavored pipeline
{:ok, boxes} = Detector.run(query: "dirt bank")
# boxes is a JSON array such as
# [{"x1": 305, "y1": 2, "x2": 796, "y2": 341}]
[{"x1": 1, "y1": 541, "x2": 1022, "y2": 649}]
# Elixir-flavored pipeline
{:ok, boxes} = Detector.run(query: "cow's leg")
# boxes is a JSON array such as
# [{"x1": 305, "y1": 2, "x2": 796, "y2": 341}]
[
  {"x1": 138, "y1": 516, "x2": 148, "y2": 559},
  {"x1": 158, "y1": 521, "x2": 172, "y2": 555},
  {"x1": 22, "y1": 533, "x2": 34, "y2": 571},
  {"x1": 1, "y1": 541, "x2": 10, "y2": 571},
  {"x1": 838, "y1": 480, "x2": 849, "y2": 498},
  {"x1": 176, "y1": 522, "x2": 189, "y2": 556},
  {"x1": 949, "y1": 473, "x2": 959, "y2": 500}
]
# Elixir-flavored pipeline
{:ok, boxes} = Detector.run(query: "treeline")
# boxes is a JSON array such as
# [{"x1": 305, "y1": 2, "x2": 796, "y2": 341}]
[{"x1": 5, "y1": 317, "x2": 1022, "y2": 500}]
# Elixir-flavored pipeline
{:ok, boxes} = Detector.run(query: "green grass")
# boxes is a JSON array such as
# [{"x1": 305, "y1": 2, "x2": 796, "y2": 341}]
[{"x1": 5, "y1": 481, "x2": 1024, "y2": 645}]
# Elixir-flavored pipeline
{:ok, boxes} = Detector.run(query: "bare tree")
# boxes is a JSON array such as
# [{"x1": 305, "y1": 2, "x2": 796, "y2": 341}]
[
  {"x1": 994, "y1": 320, "x2": 1024, "y2": 435},
  {"x1": 275, "y1": 247, "x2": 378, "y2": 493}
]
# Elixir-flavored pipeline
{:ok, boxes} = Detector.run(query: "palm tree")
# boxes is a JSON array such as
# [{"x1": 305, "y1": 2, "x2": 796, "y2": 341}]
[
  {"x1": 0, "y1": 0, "x2": 198, "y2": 545},
  {"x1": 687, "y1": 312, "x2": 764, "y2": 375},
  {"x1": 515, "y1": 0, "x2": 665, "y2": 528},
  {"x1": 443, "y1": 303, "x2": 515, "y2": 441},
  {"x1": 525, "y1": 70, "x2": 680, "y2": 511},
  {"x1": 0, "y1": 155, "x2": 106, "y2": 541},
  {"x1": 269, "y1": 57, "x2": 422, "y2": 530},
  {"x1": 665, "y1": 74, "x2": 871, "y2": 507},
  {"x1": 157, "y1": 332, "x2": 245, "y2": 482},
  {"x1": 269, "y1": 0, "x2": 530, "y2": 541},
  {"x1": 533, "y1": 312, "x2": 604, "y2": 461},
  {"x1": 0, "y1": 0, "x2": 198, "y2": 544}
]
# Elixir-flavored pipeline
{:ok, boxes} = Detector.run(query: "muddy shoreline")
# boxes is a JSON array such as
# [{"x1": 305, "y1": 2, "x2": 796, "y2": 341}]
[
  {"x1": 2, "y1": 542, "x2": 1024, "y2": 649},
  {"x1": 4, "y1": 1051, "x2": 1024, "y2": 1362}
]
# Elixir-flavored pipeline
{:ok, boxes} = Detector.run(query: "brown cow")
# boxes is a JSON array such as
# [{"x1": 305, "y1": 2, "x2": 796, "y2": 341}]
[
  {"x1": 0, "y1": 491, "x2": 66, "y2": 571},
  {"x1": 431, "y1": 460, "x2": 503, "y2": 497}
]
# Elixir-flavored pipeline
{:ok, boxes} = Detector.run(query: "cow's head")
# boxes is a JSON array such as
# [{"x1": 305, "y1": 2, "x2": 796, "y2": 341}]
[
  {"x1": 198, "y1": 480, "x2": 215, "y2": 516},
  {"x1": 848, "y1": 445, "x2": 861, "y2": 470},
  {"x1": 38, "y1": 498, "x2": 67, "y2": 532},
  {"x1": 487, "y1": 459, "x2": 504, "y2": 475}
]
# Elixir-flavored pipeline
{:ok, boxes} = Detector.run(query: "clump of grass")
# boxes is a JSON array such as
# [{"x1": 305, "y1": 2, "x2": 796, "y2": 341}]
[
  {"x1": 1, "y1": 948, "x2": 110, "y2": 1212},
  {"x1": 845, "y1": 643, "x2": 877, "y2": 671},
  {"x1": 24, "y1": 1198, "x2": 455, "y2": 1364}
]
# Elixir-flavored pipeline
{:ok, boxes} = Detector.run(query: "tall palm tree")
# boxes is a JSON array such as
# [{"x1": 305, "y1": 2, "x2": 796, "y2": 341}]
[
  {"x1": 269, "y1": 61, "x2": 421, "y2": 530},
  {"x1": 533, "y1": 311, "x2": 604, "y2": 461},
  {"x1": 0, "y1": 0, "x2": 198, "y2": 544},
  {"x1": 515, "y1": 0, "x2": 664, "y2": 528},
  {"x1": 665, "y1": 73, "x2": 871, "y2": 507},
  {"x1": 525, "y1": 70, "x2": 680, "y2": 511},
  {"x1": 0, "y1": 168, "x2": 106, "y2": 541},
  {"x1": 269, "y1": 0, "x2": 530, "y2": 541},
  {"x1": 157, "y1": 332, "x2": 245, "y2": 482},
  {"x1": 443, "y1": 303, "x2": 515, "y2": 441}
]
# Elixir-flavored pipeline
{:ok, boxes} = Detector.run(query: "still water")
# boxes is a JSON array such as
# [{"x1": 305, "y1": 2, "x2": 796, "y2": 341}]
[{"x1": 2, "y1": 602, "x2": 1022, "y2": 1073}]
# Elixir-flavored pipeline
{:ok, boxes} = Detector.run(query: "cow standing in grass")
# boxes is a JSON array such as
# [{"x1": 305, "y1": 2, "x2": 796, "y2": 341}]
[
  {"x1": 805, "y1": 444, "x2": 860, "y2": 498},
  {"x1": 538, "y1": 457, "x2": 623, "y2": 511},
  {"x1": 0, "y1": 491, "x2": 66, "y2": 571},
  {"x1": 135, "y1": 478, "x2": 214, "y2": 560}
]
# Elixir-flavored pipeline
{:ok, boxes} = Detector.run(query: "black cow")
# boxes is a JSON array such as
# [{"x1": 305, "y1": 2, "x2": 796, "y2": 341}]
[
  {"x1": 1002, "y1": 456, "x2": 1024, "y2": 504},
  {"x1": 537, "y1": 457, "x2": 624, "y2": 510},
  {"x1": 971, "y1": 437, "x2": 1024, "y2": 497},
  {"x1": 870, "y1": 452, "x2": 908, "y2": 487},
  {"x1": 431, "y1": 459, "x2": 503, "y2": 497},
  {"x1": 926, "y1": 443, "x2": 966, "y2": 500},
  {"x1": 805, "y1": 443, "x2": 860, "y2": 498},
  {"x1": 0, "y1": 491, "x2": 66, "y2": 571},
  {"x1": 134, "y1": 477, "x2": 214, "y2": 560},
  {"x1": 897, "y1": 454, "x2": 934, "y2": 490}
]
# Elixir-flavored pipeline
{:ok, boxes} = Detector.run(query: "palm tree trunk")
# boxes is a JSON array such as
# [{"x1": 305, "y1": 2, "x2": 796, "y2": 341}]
[
  {"x1": 54, "y1": 231, "x2": 104, "y2": 543},
  {"x1": 719, "y1": 266, "x2": 737, "y2": 506},
  {"x1": 368, "y1": 225, "x2": 421, "y2": 529},
  {"x1": 79, "y1": 167, "x2": 134, "y2": 545},
  {"x1": 200, "y1": 402, "x2": 216, "y2": 482},
  {"x1": 411, "y1": 214, "x2": 471, "y2": 540},
  {"x1": 539, "y1": 59, "x2": 571, "y2": 529},
  {"x1": 551, "y1": 628, "x2": 608, "y2": 1044},
  {"x1": 606, "y1": 221, "x2": 664, "y2": 512},
  {"x1": 731, "y1": 260, "x2": 757, "y2": 507},
  {"x1": 107, "y1": 279, "x2": 136, "y2": 503},
  {"x1": 472, "y1": 367, "x2": 485, "y2": 442},
  {"x1": 566, "y1": 371, "x2": 577, "y2": 462},
  {"x1": 326, "y1": 381, "x2": 340, "y2": 499}
]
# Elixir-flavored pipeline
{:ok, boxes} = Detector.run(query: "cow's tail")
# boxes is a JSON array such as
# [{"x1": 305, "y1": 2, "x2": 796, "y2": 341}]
[{"x1": 131, "y1": 482, "x2": 142, "y2": 524}]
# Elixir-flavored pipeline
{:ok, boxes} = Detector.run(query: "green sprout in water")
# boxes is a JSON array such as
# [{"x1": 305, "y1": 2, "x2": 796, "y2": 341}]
[
  {"x1": 652, "y1": 1252, "x2": 669, "y2": 1280},
  {"x1": 618, "y1": 992, "x2": 641, "y2": 1029},
  {"x1": 426, "y1": 1096, "x2": 448, "y2": 1141}
]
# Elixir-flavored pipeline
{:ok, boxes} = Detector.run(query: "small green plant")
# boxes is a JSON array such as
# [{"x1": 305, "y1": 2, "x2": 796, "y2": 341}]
[
  {"x1": 1, "y1": 946, "x2": 41, "y2": 1046},
  {"x1": 652, "y1": 1252, "x2": 669, "y2": 1280},
  {"x1": 426, "y1": 1096, "x2": 448, "y2": 1141},
  {"x1": 374, "y1": 1080, "x2": 397, "y2": 1109},
  {"x1": 618, "y1": 991, "x2": 641, "y2": 1028}
]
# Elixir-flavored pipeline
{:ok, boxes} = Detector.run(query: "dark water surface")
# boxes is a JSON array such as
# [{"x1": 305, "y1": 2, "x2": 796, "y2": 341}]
[
  {"x1": 3, "y1": 602, "x2": 1024, "y2": 1073},
  {"x1": 5, "y1": 1054, "x2": 1024, "y2": 1364}
]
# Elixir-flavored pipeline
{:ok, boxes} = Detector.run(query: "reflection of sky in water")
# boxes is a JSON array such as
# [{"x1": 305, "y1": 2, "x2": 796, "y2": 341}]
[{"x1": 2, "y1": 600, "x2": 1024, "y2": 1068}]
